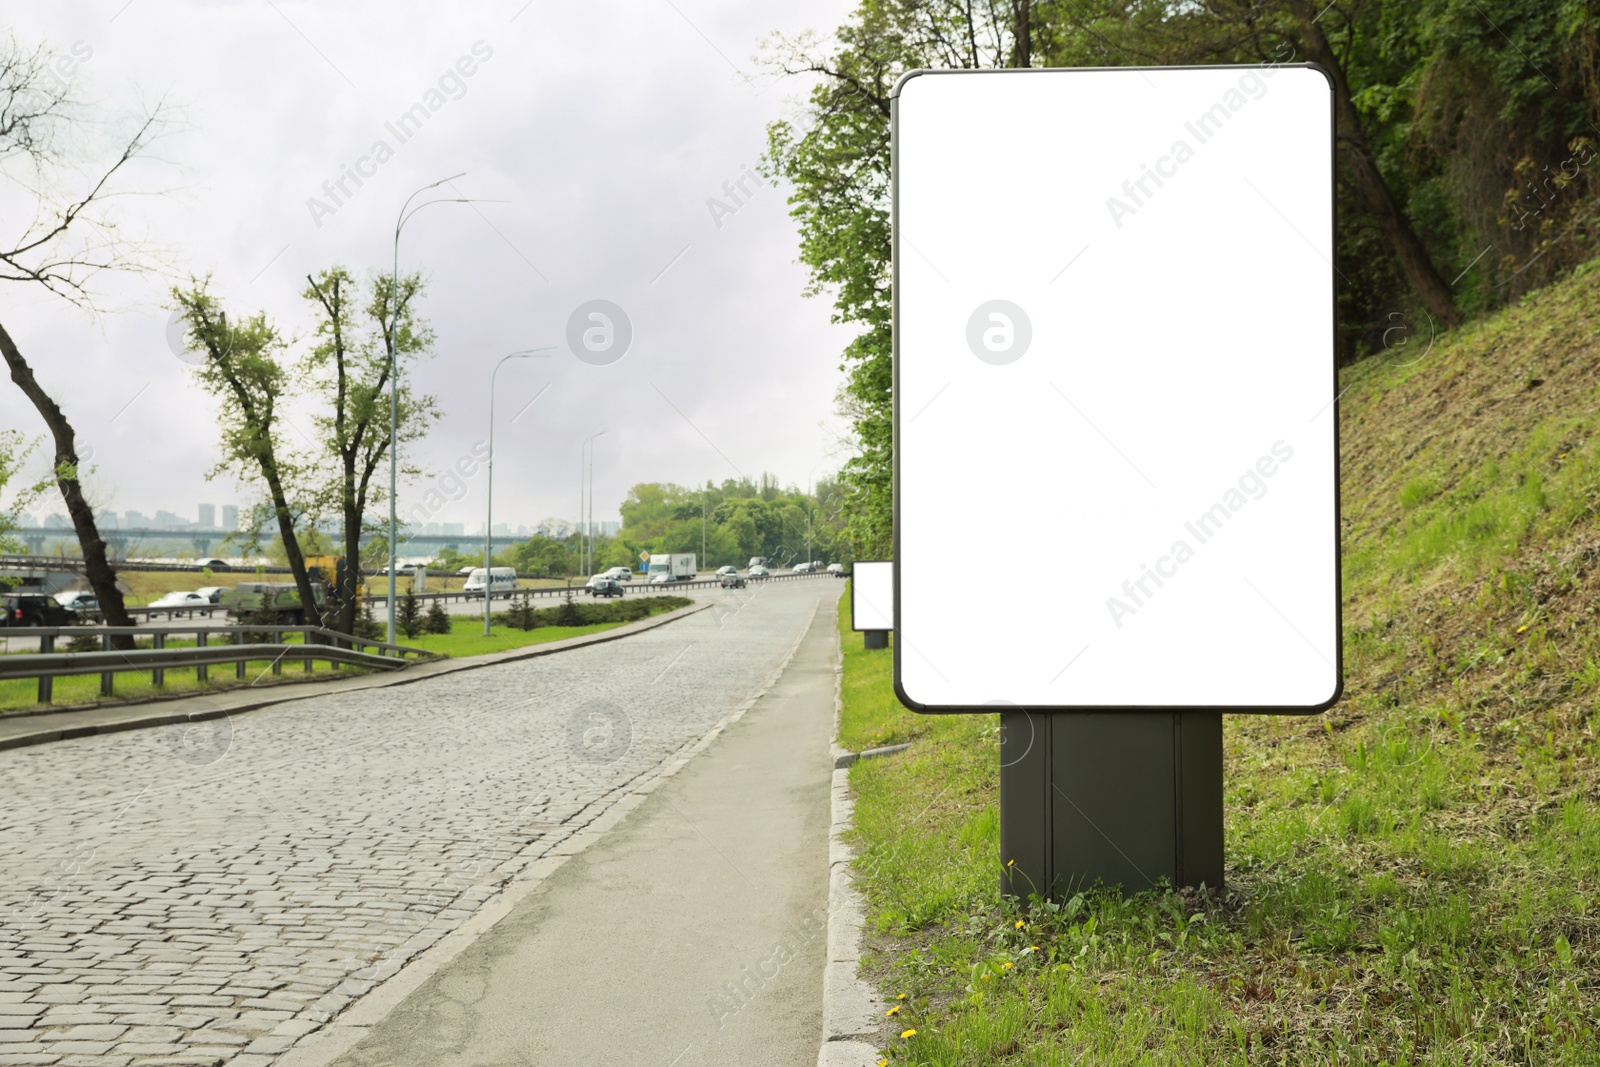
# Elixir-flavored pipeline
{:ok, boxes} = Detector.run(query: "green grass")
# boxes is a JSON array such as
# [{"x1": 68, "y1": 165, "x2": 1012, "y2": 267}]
[
  {"x1": 0, "y1": 652, "x2": 372, "y2": 713},
  {"x1": 839, "y1": 598, "x2": 1600, "y2": 1065},
  {"x1": 839, "y1": 258, "x2": 1600, "y2": 1065},
  {"x1": 394, "y1": 611, "x2": 644, "y2": 659}
]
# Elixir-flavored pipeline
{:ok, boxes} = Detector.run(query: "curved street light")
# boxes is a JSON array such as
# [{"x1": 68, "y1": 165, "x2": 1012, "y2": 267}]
[
  {"x1": 383, "y1": 173, "x2": 507, "y2": 644},
  {"x1": 485, "y1": 348, "x2": 554, "y2": 635}
]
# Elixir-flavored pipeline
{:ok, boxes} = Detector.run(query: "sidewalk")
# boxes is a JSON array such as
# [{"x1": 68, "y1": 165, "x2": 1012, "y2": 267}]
[
  {"x1": 0, "y1": 601, "x2": 711, "y2": 751},
  {"x1": 293, "y1": 597, "x2": 839, "y2": 1067}
]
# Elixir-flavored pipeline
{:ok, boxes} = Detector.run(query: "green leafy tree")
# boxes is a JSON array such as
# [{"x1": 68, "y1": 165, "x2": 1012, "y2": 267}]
[
  {"x1": 303, "y1": 267, "x2": 439, "y2": 634},
  {"x1": 762, "y1": 0, "x2": 1600, "y2": 554},
  {"x1": 171, "y1": 281, "x2": 324, "y2": 628}
]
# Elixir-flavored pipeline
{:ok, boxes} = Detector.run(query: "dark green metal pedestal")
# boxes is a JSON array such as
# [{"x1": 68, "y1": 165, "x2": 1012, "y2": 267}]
[{"x1": 999, "y1": 710, "x2": 1223, "y2": 900}]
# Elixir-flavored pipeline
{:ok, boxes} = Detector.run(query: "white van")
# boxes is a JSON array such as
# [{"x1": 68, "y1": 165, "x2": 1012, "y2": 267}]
[{"x1": 463, "y1": 567, "x2": 518, "y2": 598}]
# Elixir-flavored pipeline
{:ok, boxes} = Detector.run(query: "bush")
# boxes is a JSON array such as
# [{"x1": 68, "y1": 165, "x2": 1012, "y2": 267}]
[
  {"x1": 65, "y1": 633, "x2": 103, "y2": 653},
  {"x1": 554, "y1": 590, "x2": 583, "y2": 627},
  {"x1": 425, "y1": 600, "x2": 452, "y2": 634},
  {"x1": 236, "y1": 607, "x2": 281, "y2": 643}
]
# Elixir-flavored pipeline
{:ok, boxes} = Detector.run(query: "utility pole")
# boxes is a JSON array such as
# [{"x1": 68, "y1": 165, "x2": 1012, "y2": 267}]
[{"x1": 582, "y1": 429, "x2": 607, "y2": 575}]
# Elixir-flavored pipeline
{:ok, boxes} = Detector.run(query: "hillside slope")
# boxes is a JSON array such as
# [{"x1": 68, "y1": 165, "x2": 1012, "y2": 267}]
[
  {"x1": 837, "y1": 260, "x2": 1600, "y2": 1065},
  {"x1": 1332, "y1": 259, "x2": 1600, "y2": 740}
]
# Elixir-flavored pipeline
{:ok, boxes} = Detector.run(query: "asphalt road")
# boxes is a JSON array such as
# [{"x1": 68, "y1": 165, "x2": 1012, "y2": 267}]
[{"x1": 0, "y1": 579, "x2": 843, "y2": 1066}]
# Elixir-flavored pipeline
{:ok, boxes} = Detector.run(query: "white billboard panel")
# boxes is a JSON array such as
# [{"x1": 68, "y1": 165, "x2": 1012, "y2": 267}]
[
  {"x1": 893, "y1": 66, "x2": 1340, "y2": 713},
  {"x1": 851, "y1": 561, "x2": 894, "y2": 632}
]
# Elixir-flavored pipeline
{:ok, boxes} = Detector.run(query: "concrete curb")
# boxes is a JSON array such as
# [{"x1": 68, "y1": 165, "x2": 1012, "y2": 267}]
[
  {"x1": 277, "y1": 596, "x2": 825, "y2": 1067},
  {"x1": 818, "y1": 652, "x2": 888, "y2": 1067},
  {"x1": 0, "y1": 600, "x2": 712, "y2": 752}
]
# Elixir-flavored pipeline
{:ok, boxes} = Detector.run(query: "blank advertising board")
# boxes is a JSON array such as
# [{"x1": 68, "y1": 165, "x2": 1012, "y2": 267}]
[
  {"x1": 851, "y1": 561, "x2": 895, "y2": 632},
  {"x1": 893, "y1": 66, "x2": 1340, "y2": 713}
]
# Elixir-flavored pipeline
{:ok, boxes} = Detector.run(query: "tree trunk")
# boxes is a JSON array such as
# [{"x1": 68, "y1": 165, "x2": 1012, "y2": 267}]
[
  {"x1": 1287, "y1": 0, "x2": 1462, "y2": 329},
  {"x1": 0, "y1": 319, "x2": 137, "y2": 648},
  {"x1": 337, "y1": 501, "x2": 360, "y2": 635},
  {"x1": 261, "y1": 469, "x2": 323, "y2": 631},
  {"x1": 1012, "y1": 0, "x2": 1031, "y2": 68}
]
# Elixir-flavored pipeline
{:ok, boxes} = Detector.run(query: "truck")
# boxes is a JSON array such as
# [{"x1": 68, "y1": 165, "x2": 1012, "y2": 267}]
[
  {"x1": 218, "y1": 581, "x2": 329, "y2": 625},
  {"x1": 646, "y1": 553, "x2": 696, "y2": 582}
]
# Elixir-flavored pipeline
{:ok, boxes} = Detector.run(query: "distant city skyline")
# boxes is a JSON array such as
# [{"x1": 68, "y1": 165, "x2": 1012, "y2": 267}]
[{"x1": 13, "y1": 502, "x2": 603, "y2": 541}]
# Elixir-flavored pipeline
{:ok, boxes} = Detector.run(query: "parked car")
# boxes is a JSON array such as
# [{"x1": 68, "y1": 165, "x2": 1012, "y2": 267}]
[
  {"x1": 748, "y1": 564, "x2": 770, "y2": 579},
  {"x1": 587, "y1": 578, "x2": 625, "y2": 598},
  {"x1": 148, "y1": 590, "x2": 213, "y2": 611},
  {"x1": 719, "y1": 573, "x2": 747, "y2": 589},
  {"x1": 601, "y1": 566, "x2": 633, "y2": 583},
  {"x1": 0, "y1": 593, "x2": 76, "y2": 627}
]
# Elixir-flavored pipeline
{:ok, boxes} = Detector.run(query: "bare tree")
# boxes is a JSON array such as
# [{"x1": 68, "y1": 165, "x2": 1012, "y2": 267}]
[{"x1": 0, "y1": 33, "x2": 173, "y2": 641}]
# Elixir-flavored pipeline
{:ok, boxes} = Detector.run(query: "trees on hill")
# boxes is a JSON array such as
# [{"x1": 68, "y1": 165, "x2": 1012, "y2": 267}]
[{"x1": 764, "y1": 0, "x2": 1600, "y2": 560}]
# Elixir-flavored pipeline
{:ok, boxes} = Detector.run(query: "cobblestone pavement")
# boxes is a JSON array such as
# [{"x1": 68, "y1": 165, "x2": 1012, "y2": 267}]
[{"x1": 0, "y1": 581, "x2": 840, "y2": 1066}]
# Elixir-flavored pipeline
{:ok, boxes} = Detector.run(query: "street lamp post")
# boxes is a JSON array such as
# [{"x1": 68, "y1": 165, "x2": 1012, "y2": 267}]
[
  {"x1": 582, "y1": 429, "x2": 607, "y2": 575},
  {"x1": 485, "y1": 348, "x2": 554, "y2": 636},
  {"x1": 385, "y1": 173, "x2": 504, "y2": 645}
]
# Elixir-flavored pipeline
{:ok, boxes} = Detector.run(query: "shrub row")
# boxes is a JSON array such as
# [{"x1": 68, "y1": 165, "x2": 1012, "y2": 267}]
[{"x1": 494, "y1": 594, "x2": 692, "y2": 631}]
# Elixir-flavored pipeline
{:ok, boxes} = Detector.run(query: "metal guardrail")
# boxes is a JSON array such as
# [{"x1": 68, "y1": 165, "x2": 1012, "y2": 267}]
[
  {"x1": 0, "y1": 571, "x2": 838, "y2": 705},
  {"x1": 0, "y1": 624, "x2": 434, "y2": 706},
  {"x1": 362, "y1": 568, "x2": 839, "y2": 603}
]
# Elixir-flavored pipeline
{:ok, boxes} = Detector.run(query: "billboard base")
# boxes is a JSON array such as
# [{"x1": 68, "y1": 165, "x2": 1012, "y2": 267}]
[
  {"x1": 999, "y1": 711, "x2": 1222, "y2": 901},
  {"x1": 863, "y1": 630, "x2": 889, "y2": 650}
]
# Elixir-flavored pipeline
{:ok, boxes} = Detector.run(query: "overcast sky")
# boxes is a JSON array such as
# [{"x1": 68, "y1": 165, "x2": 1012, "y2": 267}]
[{"x1": 0, "y1": 0, "x2": 857, "y2": 532}]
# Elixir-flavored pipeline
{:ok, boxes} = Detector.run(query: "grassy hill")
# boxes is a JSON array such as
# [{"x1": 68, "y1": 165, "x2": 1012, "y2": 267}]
[{"x1": 840, "y1": 261, "x2": 1600, "y2": 1065}]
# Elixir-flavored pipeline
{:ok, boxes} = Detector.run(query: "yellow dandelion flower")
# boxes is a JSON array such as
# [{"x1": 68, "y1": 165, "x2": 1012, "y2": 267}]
[
  {"x1": 1015, "y1": 920, "x2": 1025, "y2": 929},
  {"x1": 901, "y1": 1028, "x2": 918, "y2": 1039},
  {"x1": 1007, "y1": 859, "x2": 1015, "y2": 867},
  {"x1": 897, "y1": 993, "x2": 907, "y2": 1001},
  {"x1": 1002, "y1": 961, "x2": 1014, "y2": 969},
  {"x1": 878, "y1": 1060, "x2": 888, "y2": 1067},
  {"x1": 1517, "y1": 625, "x2": 1530, "y2": 633},
  {"x1": 981, "y1": 973, "x2": 992, "y2": 981},
  {"x1": 886, "y1": 1006, "x2": 901, "y2": 1017}
]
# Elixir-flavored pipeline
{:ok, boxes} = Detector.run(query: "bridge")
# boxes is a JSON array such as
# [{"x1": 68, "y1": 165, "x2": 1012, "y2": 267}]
[{"x1": 8, "y1": 527, "x2": 531, "y2": 559}]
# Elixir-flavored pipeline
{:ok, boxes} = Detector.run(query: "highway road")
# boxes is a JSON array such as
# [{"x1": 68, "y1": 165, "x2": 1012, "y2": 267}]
[{"x1": 0, "y1": 578, "x2": 844, "y2": 1065}]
